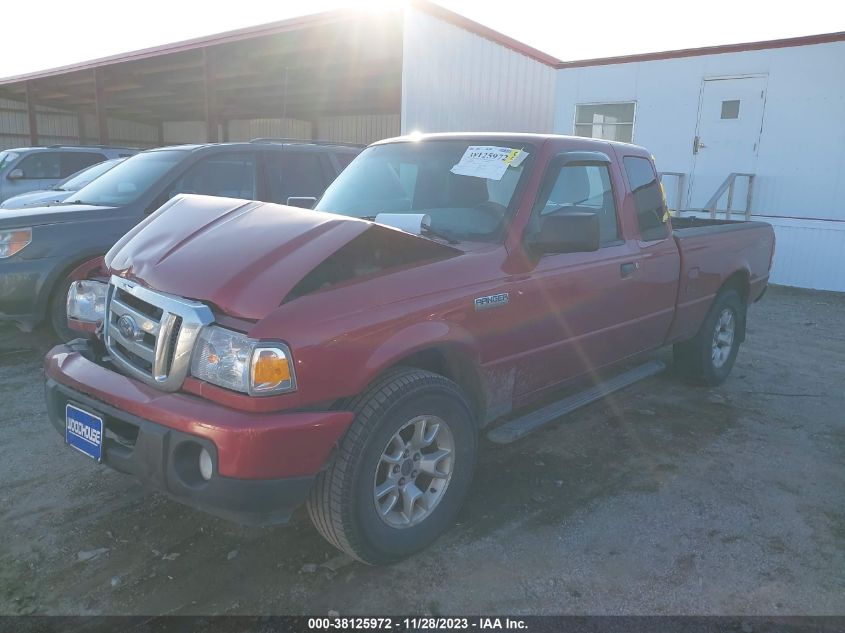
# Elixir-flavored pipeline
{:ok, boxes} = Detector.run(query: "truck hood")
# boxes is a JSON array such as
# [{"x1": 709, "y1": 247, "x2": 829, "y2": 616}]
[
  {"x1": 0, "y1": 202, "x2": 116, "y2": 227},
  {"x1": 106, "y1": 194, "x2": 453, "y2": 321}
]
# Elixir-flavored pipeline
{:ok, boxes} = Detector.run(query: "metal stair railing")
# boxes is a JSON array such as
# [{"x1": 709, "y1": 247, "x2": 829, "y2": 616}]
[
  {"x1": 657, "y1": 172, "x2": 686, "y2": 216},
  {"x1": 704, "y1": 173, "x2": 755, "y2": 220}
]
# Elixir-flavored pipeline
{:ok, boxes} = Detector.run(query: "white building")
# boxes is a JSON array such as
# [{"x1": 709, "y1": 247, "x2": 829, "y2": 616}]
[{"x1": 554, "y1": 33, "x2": 845, "y2": 292}]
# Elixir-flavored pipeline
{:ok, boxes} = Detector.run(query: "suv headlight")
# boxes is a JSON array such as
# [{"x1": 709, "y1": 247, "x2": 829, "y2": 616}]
[
  {"x1": 0, "y1": 228, "x2": 32, "y2": 258},
  {"x1": 67, "y1": 280, "x2": 108, "y2": 323},
  {"x1": 190, "y1": 326, "x2": 296, "y2": 396}
]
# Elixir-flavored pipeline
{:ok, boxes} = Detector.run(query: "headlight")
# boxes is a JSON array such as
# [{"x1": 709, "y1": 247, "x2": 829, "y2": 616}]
[
  {"x1": 0, "y1": 228, "x2": 31, "y2": 258},
  {"x1": 67, "y1": 280, "x2": 108, "y2": 323},
  {"x1": 190, "y1": 325, "x2": 296, "y2": 396}
]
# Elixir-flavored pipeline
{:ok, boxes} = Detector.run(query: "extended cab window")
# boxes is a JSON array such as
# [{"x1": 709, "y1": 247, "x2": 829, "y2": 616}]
[
  {"x1": 623, "y1": 156, "x2": 669, "y2": 241},
  {"x1": 15, "y1": 152, "x2": 61, "y2": 179},
  {"x1": 171, "y1": 153, "x2": 257, "y2": 200},
  {"x1": 532, "y1": 161, "x2": 620, "y2": 246},
  {"x1": 264, "y1": 152, "x2": 331, "y2": 203},
  {"x1": 315, "y1": 141, "x2": 534, "y2": 242}
]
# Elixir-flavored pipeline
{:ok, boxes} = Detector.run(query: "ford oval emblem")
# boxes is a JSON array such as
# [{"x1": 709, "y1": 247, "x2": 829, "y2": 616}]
[{"x1": 117, "y1": 314, "x2": 140, "y2": 341}]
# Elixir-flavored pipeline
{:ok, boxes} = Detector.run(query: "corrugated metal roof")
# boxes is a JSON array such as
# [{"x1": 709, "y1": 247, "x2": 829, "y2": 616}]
[
  {"x1": 556, "y1": 31, "x2": 845, "y2": 69},
  {"x1": 0, "y1": 0, "x2": 561, "y2": 87}
]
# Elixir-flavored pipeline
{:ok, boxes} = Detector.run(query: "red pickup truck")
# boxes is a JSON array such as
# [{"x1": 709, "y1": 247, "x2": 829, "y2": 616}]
[{"x1": 44, "y1": 133, "x2": 775, "y2": 564}]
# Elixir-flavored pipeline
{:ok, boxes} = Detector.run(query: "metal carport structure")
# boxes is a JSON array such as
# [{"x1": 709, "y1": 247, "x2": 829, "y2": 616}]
[{"x1": 0, "y1": 1, "x2": 559, "y2": 149}]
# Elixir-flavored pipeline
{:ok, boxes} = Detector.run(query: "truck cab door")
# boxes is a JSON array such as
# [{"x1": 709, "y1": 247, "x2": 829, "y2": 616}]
[
  {"x1": 511, "y1": 153, "x2": 645, "y2": 398},
  {"x1": 618, "y1": 155, "x2": 680, "y2": 351}
]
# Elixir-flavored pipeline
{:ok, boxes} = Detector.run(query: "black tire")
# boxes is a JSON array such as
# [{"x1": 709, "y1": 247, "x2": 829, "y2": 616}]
[
  {"x1": 673, "y1": 288, "x2": 745, "y2": 386},
  {"x1": 48, "y1": 275, "x2": 77, "y2": 342},
  {"x1": 307, "y1": 368, "x2": 477, "y2": 565}
]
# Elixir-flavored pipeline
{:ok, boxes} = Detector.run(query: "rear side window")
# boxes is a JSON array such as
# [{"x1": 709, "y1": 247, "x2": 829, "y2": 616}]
[
  {"x1": 532, "y1": 161, "x2": 620, "y2": 245},
  {"x1": 61, "y1": 152, "x2": 107, "y2": 177},
  {"x1": 265, "y1": 152, "x2": 332, "y2": 204},
  {"x1": 16, "y1": 152, "x2": 61, "y2": 179},
  {"x1": 623, "y1": 156, "x2": 669, "y2": 241},
  {"x1": 334, "y1": 152, "x2": 357, "y2": 170},
  {"x1": 171, "y1": 153, "x2": 257, "y2": 200}
]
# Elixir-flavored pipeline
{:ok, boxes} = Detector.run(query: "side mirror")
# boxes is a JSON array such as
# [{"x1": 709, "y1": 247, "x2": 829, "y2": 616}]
[
  {"x1": 287, "y1": 196, "x2": 317, "y2": 209},
  {"x1": 528, "y1": 212, "x2": 600, "y2": 254},
  {"x1": 7, "y1": 168, "x2": 23, "y2": 180}
]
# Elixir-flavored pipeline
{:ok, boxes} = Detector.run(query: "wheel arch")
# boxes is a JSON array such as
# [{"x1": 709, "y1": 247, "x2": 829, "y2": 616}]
[
  {"x1": 35, "y1": 252, "x2": 107, "y2": 322},
  {"x1": 720, "y1": 269, "x2": 751, "y2": 342},
  {"x1": 387, "y1": 344, "x2": 488, "y2": 426}
]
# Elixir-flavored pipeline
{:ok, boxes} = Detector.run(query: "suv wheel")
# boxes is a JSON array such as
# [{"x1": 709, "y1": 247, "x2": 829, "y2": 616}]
[
  {"x1": 48, "y1": 274, "x2": 77, "y2": 342},
  {"x1": 307, "y1": 368, "x2": 477, "y2": 565}
]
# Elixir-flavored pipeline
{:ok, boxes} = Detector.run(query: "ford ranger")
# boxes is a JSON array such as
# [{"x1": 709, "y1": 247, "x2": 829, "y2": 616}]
[{"x1": 43, "y1": 133, "x2": 775, "y2": 565}]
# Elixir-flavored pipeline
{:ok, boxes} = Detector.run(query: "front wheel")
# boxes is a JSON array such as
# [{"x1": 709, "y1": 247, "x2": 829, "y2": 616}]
[
  {"x1": 307, "y1": 369, "x2": 477, "y2": 565},
  {"x1": 48, "y1": 275, "x2": 77, "y2": 342},
  {"x1": 673, "y1": 288, "x2": 744, "y2": 386}
]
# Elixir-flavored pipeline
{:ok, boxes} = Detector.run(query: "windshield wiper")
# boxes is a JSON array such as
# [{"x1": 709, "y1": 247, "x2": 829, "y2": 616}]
[
  {"x1": 421, "y1": 224, "x2": 460, "y2": 244},
  {"x1": 359, "y1": 214, "x2": 460, "y2": 244},
  {"x1": 64, "y1": 199, "x2": 105, "y2": 206}
]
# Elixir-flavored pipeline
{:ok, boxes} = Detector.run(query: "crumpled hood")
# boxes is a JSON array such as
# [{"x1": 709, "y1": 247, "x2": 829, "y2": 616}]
[{"x1": 105, "y1": 194, "x2": 372, "y2": 320}]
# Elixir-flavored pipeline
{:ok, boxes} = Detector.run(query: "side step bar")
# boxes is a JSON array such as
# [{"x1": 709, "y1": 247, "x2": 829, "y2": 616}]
[{"x1": 486, "y1": 360, "x2": 666, "y2": 444}]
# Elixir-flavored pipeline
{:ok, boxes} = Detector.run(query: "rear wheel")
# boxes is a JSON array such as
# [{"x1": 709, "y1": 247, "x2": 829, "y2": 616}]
[
  {"x1": 307, "y1": 368, "x2": 477, "y2": 565},
  {"x1": 673, "y1": 288, "x2": 744, "y2": 386}
]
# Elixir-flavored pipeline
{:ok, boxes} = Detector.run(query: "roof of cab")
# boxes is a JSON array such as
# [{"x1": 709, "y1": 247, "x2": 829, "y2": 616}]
[{"x1": 372, "y1": 132, "x2": 649, "y2": 153}]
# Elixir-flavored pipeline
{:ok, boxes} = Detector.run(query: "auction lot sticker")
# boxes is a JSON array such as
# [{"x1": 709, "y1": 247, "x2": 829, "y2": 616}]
[{"x1": 451, "y1": 146, "x2": 528, "y2": 180}]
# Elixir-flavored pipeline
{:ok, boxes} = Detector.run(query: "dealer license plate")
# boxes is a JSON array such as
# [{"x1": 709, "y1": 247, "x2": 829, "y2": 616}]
[{"x1": 65, "y1": 404, "x2": 104, "y2": 462}]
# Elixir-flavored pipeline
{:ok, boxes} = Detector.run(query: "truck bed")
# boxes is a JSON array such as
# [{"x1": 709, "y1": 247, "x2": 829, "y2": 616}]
[
  {"x1": 671, "y1": 215, "x2": 773, "y2": 237},
  {"x1": 666, "y1": 215, "x2": 775, "y2": 344}
]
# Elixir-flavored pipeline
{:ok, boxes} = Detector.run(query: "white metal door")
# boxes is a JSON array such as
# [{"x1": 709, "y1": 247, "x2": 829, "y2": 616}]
[{"x1": 687, "y1": 76, "x2": 767, "y2": 208}]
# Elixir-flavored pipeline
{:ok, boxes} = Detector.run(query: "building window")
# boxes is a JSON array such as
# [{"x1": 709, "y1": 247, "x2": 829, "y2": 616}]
[
  {"x1": 574, "y1": 102, "x2": 635, "y2": 143},
  {"x1": 721, "y1": 100, "x2": 740, "y2": 119}
]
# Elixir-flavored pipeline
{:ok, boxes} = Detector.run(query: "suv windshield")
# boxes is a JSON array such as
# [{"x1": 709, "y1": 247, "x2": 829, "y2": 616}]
[
  {"x1": 315, "y1": 140, "x2": 534, "y2": 242},
  {"x1": 55, "y1": 158, "x2": 123, "y2": 191},
  {"x1": 0, "y1": 151, "x2": 19, "y2": 172},
  {"x1": 69, "y1": 150, "x2": 187, "y2": 206}
]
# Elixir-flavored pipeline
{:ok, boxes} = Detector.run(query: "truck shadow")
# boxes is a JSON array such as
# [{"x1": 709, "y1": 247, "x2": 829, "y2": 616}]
[{"x1": 4, "y1": 324, "x2": 742, "y2": 616}]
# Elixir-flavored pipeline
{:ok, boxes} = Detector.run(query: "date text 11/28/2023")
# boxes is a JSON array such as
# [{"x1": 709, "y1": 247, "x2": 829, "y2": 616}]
[{"x1": 307, "y1": 617, "x2": 528, "y2": 630}]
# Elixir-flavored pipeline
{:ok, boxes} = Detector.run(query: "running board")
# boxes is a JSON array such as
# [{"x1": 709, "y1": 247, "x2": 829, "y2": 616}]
[{"x1": 486, "y1": 360, "x2": 666, "y2": 444}]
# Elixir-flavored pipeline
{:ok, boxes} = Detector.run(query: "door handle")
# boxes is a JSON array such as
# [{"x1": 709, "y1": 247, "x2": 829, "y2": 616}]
[{"x1": 620, "y1": 262, "x2": 639, "y2": 278}]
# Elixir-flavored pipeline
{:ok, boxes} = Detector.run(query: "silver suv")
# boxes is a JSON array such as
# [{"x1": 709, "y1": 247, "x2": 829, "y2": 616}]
[{"x1": 0, "y1": 145, "x2": 138, "y2": 202}]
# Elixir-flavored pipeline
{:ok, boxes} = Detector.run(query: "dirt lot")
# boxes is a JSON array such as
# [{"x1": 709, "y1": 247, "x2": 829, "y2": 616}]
[{"x1": 1, "y1": 285, "x2": 843, "y2": 616}]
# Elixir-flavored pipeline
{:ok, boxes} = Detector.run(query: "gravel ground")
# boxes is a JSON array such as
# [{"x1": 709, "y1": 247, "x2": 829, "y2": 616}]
[{"x1": 0, "y1": 285, "x2": 843, "y2": 616}]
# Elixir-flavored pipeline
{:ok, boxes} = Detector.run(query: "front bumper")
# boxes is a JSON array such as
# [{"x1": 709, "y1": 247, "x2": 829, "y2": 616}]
[{"x1": 44, "y1": 340, "x2": 355, "y2": 525}]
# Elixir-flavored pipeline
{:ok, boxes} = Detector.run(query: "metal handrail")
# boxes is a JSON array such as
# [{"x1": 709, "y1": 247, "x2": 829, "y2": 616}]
[
  {"x1": 704, "y1": 173, "x2": 755, "y2": 220},
  {"x1": 657, "y1": 172, "x2": 686, "y2": 216}
]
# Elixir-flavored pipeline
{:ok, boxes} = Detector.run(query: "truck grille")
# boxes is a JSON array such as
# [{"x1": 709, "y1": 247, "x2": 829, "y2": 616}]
[{"x1": 104, "y1": 276, "x2": 213, "y2": 392}]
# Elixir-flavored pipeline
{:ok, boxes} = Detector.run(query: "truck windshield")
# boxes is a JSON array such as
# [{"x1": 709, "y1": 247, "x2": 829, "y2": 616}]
[
  {"x1": 68, "y1": 150, "x2": 187, "y2": 206},
  {"x1": 0, "y1": 151, "x2": 19, "y2": 172},
  {"x1": 315, "y1": 140, "x2": 534, "y2": 242}
]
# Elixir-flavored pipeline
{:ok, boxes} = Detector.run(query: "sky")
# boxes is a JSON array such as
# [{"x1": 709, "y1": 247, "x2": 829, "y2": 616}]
[{"x1": 1, "y1": 0, "x2": 843, "y2": 79}]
